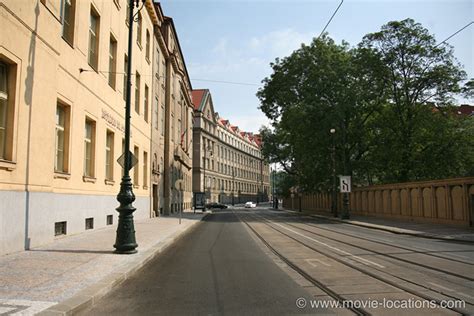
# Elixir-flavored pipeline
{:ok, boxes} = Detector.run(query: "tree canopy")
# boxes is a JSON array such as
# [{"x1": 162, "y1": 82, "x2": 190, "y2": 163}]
[{"x1": 258, "y1": 19, "x2": 473, "y2": 191}]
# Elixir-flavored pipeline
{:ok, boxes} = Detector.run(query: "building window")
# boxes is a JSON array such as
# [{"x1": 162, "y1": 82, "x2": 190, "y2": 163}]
[
  {"x1": 154, "y1": 97, "x2": 159, "y2": 130},
  {"x1": 134, "y1": 146, "x2": 139, "y2": 185},
  {"x1": 84, "y1": 119, "x2": 96, "y2": 177},
  {"x1": 55, "y1": 103, "x2": 70, "y2": 173},
  {"x1": 105, "y1": 130, "x2": 114, "y2": 180},
  {"x1": 135, "y1": 72, "x2": 140, "y2": 114},
  {"x1": 85, "y1": 217, "x2": 94, "y2": 230},
  {"x1": 108, "y1": 35, "x2": 117, "y2": 89},
  {"x1": 171, "y1": 114, "x2": 175, "y2": 141},
  {"x1": 160, "y1": 104, "x2": 164, "y2": 136},
  {"x1": 61, "y1": 0, "x2": 76, "y2": 45},
  {"x1": 144, "y1": 84, "x2": 149, "y2": 123},
  {"x1": 143, "y1": 151, "x2": 148, "y2": 188},
  {"x1": 161, "y1": 61, "x2": 166, "y2": 84},
  {"x1": 0, "y1": 62, "x2": 13, "y2": 161},
  {"x1": 123, "y1": 55, "x2": 128, "y2": 101},
  {"x1": 136, "y1": 13, "x2": 142, "y2": 46},
  {"x1": 88, "y1": 8, "x2": 100, "y2": 70},
  {"x1": 106, "y1": 215, "x2": 113, "y2": 225},
  {"x1": 125, "y1": 1, "x2": 130, "y2": 26},
  {"x1": 172, "y1": 74, "x2": 176, "y2": 97},
  {"x1": 177, "y1": 119, "x2": 181, "y2": 145},
  {"x1": 145, "y1": 30, "x2": 150, "y2": 61},
  {"x1": 155, "y1": 48, "x2": 160, "y2": 79},
  {"x1": 160, "y1": 157, "x2": 164, "y2": 176},
  {"x1": 55, "y1": 221, "x2": 67, "y2": 236}
]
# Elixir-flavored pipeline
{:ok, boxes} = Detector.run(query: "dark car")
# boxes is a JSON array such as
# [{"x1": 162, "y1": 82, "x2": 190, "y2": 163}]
[{"x1": 205, "y1": 202, "x2": 228, "y2": 209}]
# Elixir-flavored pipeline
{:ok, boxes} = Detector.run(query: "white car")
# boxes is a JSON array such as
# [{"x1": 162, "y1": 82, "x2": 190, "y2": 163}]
[{"x1": 245, "y1": 201, "x2": 257, "y2": 208}]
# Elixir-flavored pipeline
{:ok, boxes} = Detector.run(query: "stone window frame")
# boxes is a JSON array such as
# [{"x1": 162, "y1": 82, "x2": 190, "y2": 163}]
[{"x1": 0, "y1": 52, "x2": 20, "y2": 171}]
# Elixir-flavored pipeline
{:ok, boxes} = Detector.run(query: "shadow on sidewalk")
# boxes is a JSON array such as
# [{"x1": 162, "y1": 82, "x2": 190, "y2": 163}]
[{"x1": 29, "y1": 249, "x2": 114, "y2": 254}]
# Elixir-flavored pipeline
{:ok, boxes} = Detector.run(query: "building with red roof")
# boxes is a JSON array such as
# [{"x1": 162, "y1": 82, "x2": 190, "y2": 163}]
[{"x1": 192, "y1": 89, "x2": 270, "y2": 205}]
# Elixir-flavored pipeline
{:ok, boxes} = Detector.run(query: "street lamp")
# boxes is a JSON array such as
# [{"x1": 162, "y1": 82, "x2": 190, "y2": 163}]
[
  {"x1": 272, "y1": 167, "x2": 279, "y2": 209},
  {"x1": 271, "y1": 166, "x2": 274, "y2": 208},
  {"x1": 340, "y1": 127, "x2": 350, "y2": 220},
  {"x1": 231, "y1": 168, "x2": 235, "y2": 206},
  {"x1": 114, "y1": 0, "x2": 145, "y2": 254},
  {"x1": 330, "y1": 128, "x2": 338, "y2": 218},
  {"x1": 256, "y1": 173, "x2": 259, "y2": 206},
  {"x1": 255, "y1": 159, "x2": 262, "y2": 205},
  {"x1": 202, "y1": 145, "x2": 213, "y2": 204}
]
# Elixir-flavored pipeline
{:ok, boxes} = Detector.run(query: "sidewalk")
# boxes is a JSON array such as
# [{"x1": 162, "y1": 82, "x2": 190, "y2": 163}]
[
  {"x1": 0, "y1": 211, "x2": 208, "y2": 315},
  {"x1": 281, "y1": 208, "x2": 474, "y2": 243}
]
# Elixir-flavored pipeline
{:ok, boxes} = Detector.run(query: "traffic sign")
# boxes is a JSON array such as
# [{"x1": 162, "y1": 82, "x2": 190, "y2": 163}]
[
  {"x1": 339, "y1": 176, "x2": 351, "y2": 193},
  {"x1": 117, "y1": 151, "x2": 138, "y2": 171}
]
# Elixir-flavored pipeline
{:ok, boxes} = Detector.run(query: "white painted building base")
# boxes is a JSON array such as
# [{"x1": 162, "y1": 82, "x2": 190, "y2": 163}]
[{"x1": 0, "y1": 190, "x2": 149, "y2": 256}]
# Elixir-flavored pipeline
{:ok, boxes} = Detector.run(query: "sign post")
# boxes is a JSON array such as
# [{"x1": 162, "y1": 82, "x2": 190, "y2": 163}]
[{"x1": 339, "y1": 176, "x2": 351, "y2": 219}]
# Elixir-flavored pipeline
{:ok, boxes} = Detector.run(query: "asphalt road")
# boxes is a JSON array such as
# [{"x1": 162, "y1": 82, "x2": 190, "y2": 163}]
[
  {"x1": 80, "y1": 207, "x2": 474, "y2": 315},
  {"x1": 79, "y1": 208, "x2": 315, "y2": 315}
]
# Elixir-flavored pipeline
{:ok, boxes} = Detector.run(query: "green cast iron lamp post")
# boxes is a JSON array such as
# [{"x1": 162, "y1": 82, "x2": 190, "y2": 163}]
[{"x1": 114, "y1": 0, "x2": 145, "y2": 254}]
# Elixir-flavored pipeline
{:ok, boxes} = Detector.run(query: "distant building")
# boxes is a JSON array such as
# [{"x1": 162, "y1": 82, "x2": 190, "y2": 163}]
[
  {"x1": 457, "y1": 104, "x2": 474, "y2": 117},
  {"x1": 192, "y1": 89, "x2": 270, "y2": 205}
]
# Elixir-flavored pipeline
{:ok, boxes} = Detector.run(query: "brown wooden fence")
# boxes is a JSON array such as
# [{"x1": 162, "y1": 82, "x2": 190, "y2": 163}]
[{"x1": 283, "y1": 177, "x2": 474, "y2": 226}]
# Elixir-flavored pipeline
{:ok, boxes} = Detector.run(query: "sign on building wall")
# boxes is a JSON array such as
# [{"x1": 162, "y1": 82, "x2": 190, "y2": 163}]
[{"x1": 339, "y1": 176, "x2": 351, "y2": 193}]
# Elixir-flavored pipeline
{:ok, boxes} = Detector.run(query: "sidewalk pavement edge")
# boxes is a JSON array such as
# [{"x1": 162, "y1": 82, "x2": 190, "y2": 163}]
[
  {"x1": 278, "y1": 208, "x2": 474, "y2": 244},
  {"x1": 37, "y1": 212, "x2": 210, "y2": 316}
]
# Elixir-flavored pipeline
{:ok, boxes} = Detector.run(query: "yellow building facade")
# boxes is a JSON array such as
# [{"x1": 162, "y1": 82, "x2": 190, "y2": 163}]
[
  {"x1": 151, "y1": 4, "x2": 193, "y2": 216},
  {"x1": 0, "y1": 0, "x2": 192, "y2": 255}
]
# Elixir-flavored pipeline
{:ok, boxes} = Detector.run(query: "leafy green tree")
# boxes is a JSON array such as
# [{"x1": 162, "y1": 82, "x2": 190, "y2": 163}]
[
  {"x1": 258, "y1": 35, "x2": 386, "y2": 190},
  {"x1": 360, "y1": 18, "x2": 467, "y2": 182},
  {"x1": 461, "y1": 79, "x2": 474, "y2": 100},
  {"x1": 259, "y1": 19, "x2": 471, "y2": 191}
]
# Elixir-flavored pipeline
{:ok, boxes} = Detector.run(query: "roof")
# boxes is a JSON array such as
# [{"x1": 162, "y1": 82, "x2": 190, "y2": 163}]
[
  {"x1": 192, "y1": 89, "x2": 207, "y2": 110},
  {"x1": 195, "y1": 89, "x2": 262, "y2": 148},
  {"x1": 458, "y1": 104, "x2": 474, "y2": 116}
]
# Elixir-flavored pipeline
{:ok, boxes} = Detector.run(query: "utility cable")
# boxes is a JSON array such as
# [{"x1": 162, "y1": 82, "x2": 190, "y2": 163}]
[{"x1": 317, "y1": 0, "x2": 344, "y2": 40}]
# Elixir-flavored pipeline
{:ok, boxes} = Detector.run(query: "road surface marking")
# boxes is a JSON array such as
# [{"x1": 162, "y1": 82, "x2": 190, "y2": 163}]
[
  {"x1": 305, "y1": 258, "x2": 331, "y2": 267},
  {"x1": 0, "y1": 299, "x2": 57, "y2": 315},
  {"x1": 273, "y1": 222, "x2": 386, "y2": 268},
  {"x1": 428, "y1": 282, "x2": 454, "y2": 292}
]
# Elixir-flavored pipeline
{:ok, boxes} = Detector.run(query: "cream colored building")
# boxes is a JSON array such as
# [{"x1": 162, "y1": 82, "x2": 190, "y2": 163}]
[
  {"x1": 151, "y1": 4, "x2": 193, "y2": 216},
  {"x1": 0, "y1": 0, "x2": 178, "y2": 255},
  {"x1": 192, "y1": 89, "x2": 270, "y2": 205}
]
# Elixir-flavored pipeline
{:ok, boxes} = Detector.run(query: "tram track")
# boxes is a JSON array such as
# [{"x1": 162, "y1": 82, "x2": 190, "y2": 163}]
[
  {"x1": 281, "y1": 220, "x2": 474, "y2": 282},
  {"x1": 237, "y1": 211, "x2": 371, "y2": 316},
  {"x1": 240, "y1": 210, "x2": 472, "y2": 315},
  {"x1": 284, "y1": 211, "x2": 474, "y2": 266}
]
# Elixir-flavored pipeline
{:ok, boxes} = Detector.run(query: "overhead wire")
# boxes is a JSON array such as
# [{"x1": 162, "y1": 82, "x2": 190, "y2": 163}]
[
  {"x1": 317, "y1": 0, "x2": 344, "y2": 40},
  {"x1": 435, "y1": 21, "x2": 474, "y2": 48}
]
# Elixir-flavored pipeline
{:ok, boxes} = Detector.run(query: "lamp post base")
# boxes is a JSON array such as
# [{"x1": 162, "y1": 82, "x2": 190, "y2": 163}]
[
  {"x1": 114, "y1": 176, "x2": 138, "y2": 254},
  {"x1": 114, "y1": 248, "x2": 138, "y2": 254}
]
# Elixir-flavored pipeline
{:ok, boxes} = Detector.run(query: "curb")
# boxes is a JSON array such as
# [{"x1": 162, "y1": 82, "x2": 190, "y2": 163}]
[
  {"x1": 279, "y1": 208, "x2": 474, "y2": 244},
  {"x1": 37, "y1": 213, "x2": 210, "y2": 316}
]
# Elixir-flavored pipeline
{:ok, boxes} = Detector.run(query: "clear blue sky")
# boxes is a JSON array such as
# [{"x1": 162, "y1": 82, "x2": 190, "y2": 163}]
[{"x1": 159, "y1": 0, "x2": 473, "y2": 133}]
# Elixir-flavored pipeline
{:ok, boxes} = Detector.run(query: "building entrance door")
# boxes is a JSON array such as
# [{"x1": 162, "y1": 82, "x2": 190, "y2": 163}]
[{"x1": 153, "y1": 184, "x2": 159, "y2": 217}]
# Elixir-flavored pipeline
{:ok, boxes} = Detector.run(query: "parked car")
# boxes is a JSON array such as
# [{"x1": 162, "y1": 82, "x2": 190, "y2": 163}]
[
  {"x1": 245, "y1": 201, "x2": 257, "y2": 208},
  {"x1": 205, "y1": 202, "x2": 228, "y2": 209}
]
